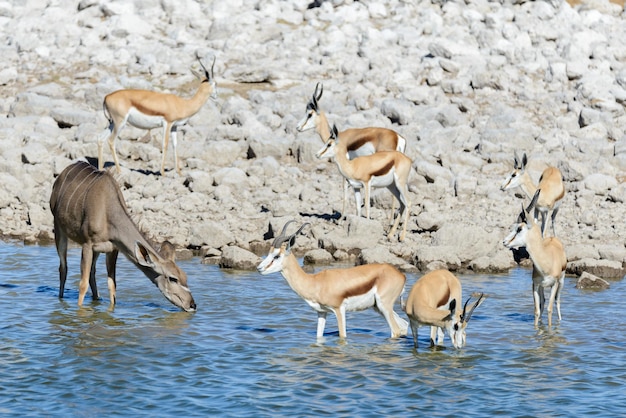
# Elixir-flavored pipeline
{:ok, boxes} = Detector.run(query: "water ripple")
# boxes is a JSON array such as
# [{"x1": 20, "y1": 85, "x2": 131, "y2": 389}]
[{"x1": 0, "y1": 245, "x2": 625, "y2": 416}]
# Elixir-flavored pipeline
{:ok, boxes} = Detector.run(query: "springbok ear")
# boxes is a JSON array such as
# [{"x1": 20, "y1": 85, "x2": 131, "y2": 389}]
[
  {"x1": 314, "y1": 82, "x2": 323, "y2": 101},
  {"x1": 190, "y1": 68, "x2": 203, "y2": 80},
  {"x1": 449, "y1": 298, "x2": 457, "y2": 315},
  {"x1": 513, "y1": 151, "x2": 520, "y2": 169}
]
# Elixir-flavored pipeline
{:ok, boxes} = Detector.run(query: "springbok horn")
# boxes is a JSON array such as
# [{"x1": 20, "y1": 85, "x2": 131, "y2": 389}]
[
  {"x1": 286, "y1": 222, "x2": 310, "y2": 252},
  {"x1": 462, "y1": 293, "x2": 485, "y2": 323},
  {"x1": 272, "y1": 220, "x2": 297, "y2": 249},
  {"x1": 526, "y1": 189, "x2": 541, "y2": 214}
]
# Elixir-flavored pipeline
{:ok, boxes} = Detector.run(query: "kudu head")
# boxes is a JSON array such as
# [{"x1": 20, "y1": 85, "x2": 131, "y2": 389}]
[
  {"x1": 502, "y1": 189, "x2": 541, "y2": 250},
  {"x1": 134, "y1": 241, "x2": 196, "y2": 312},
  {"x1": 192, "y1": 53, "x2": 217, "y2": 100},
  {"x1": 296, "y1": 82, "x2": 323, "y2": 132},
  {"x1": 257, "y1": 221, "x2": 310, "y2": 275},
  {"x1": 450, "y1": 292, "x2": 486, "y2": 349},
  {"x1": 500, "y1": 151, "x2": 528, "y2": 191}
]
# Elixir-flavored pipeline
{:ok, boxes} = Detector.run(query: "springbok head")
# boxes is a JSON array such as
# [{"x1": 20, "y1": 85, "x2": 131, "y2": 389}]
[
  {"x1": 502, "y1": 189, "x2": 541, "y2": 250},
  {"x1": 500, "y1": 151, "x2": 528, "y2": 191},
  {"x1": 192, "y1": 53, "x2": 217, "y2": 100},
  {"x1": 451, "y1": 293, "x2": 486, "y2": 348},
  {"x1": 315, "y1": 123, "x2": 339, "y2": 159},
  {"x1": 257, "y1": 221, "x2": 310, "y2": 275},
  {"x1": 296, "y1": 82, "x2": 323, "y2": 132}
]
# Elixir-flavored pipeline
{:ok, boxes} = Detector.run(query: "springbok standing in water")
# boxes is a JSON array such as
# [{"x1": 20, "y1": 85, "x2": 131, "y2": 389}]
[
  {"x1": 503, "y1": 190, "x2": 567, "y2": 327},
  {"x1": 257, "y1": 220, "x2": 408, "y2": 340},
  {"x1": 50, "y1": 160, "x2": 196, "y2": 311},
  {"x1": 403, "y1": 269, "x2": 485, "y2": 349},
  {"x1": 99, "y1": 54, "x2": 217, "y2": 175}
]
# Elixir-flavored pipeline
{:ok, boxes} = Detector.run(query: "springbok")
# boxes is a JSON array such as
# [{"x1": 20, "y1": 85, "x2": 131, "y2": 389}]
[
  {"x1": 50, "y1": 160, "x2": 196, "y2": 311},
  {"x1": 316, "y1": 125, "x2": 412, "y2": 241},
  {"x1": 256, "y1": 220, "x2": 409, "y2": 340},
  {"x1": 99, "y1": 54, "x2": 217, "y2": 176},
  {"x1": 296, "y1": 82, "x2": 407, "y2": 216},
  {"x1": 503, "y1": 190, "x2": 567, "y2": 327},
  {"x1": 403, "y1": 269, "x2": 484, "y2": 349},
  {"x1": 501, "y1": 152, "x2": 565, "y2": 237}
]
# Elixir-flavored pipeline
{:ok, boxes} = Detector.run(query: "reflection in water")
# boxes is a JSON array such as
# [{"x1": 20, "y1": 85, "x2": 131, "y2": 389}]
[{"x1": 0, "y1": 244, "x2": 624, "y2": 416}]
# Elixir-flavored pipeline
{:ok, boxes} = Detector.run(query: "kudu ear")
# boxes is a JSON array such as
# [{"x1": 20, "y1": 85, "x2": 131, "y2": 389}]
[
  {"x1": 158, "y1": 241, "x2": 177, "y2": 262},
  {"x1": 135, "y1": 242, "x2": 158, "y2": 268}
]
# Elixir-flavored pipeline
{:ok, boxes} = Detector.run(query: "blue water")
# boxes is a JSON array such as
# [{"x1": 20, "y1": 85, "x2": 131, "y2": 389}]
[{"x1": 0, "y1": 242, "x2": 624, "y2": 417}]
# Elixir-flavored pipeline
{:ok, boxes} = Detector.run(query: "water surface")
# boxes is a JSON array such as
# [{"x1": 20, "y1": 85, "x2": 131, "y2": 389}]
[{"x1": 0, "y1": 242, "x2": 623, "y2": 417}]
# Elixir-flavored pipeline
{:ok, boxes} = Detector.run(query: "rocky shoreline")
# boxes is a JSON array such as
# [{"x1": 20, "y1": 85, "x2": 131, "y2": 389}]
[{"x1": 1, "y1": 0, "x2": 625, "y2": 282}]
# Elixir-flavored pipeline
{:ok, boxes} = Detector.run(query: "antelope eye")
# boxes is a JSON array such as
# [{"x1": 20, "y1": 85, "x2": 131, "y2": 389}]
[{"x1": 169, "y1": 277, "x2": 179, "y2": 283}]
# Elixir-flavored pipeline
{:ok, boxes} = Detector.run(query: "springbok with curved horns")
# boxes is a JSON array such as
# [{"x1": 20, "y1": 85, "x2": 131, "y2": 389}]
[
  {"x1": 297, "y1": 83, "x2": 408, "y2": 217},
  {"x1": 256, "y1": 220, "x2": 409, "y2": 340},
  {"x1": 99, "y1": 54, "x2": 217, "y2": 175},
  {"x1": 503, "y1": 190, "x2": 567, "y2": 327},
  {"x1": 501, "y1": 152, "x2": 565, "y2": 237},
  {"x1": 317, "y1": 125, "x2": 412, "y2": 241},
  {"x1": 403, "y1": 269, "x2": 485, "y2": 349}
]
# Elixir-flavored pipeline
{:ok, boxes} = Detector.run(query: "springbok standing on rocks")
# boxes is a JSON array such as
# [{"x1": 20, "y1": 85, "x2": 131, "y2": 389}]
[
  {"x1": 50, "y1": 160, "x2": 196, "y2": 311},
  {"x1": 501, "y1": 152, "x2": 565, "y2": 237},
  {"x1": 256, "y1": 220, "x2": 408, "y2": 340},
  {"x1": 403, "y1": 269, "x2": 485, "y2": 349},
  {"x1": 316, "y1": 125, "x2": 412, "y2": 241},
  {"x1": 503, "y1": 190, "x2": 567, "y2": 327},
  {"x1": 297, "y1": 82, "x2": 408, "y2": 217},
  {"x1": 99, "y1": 54, "x2": 217, "y2": 175}
]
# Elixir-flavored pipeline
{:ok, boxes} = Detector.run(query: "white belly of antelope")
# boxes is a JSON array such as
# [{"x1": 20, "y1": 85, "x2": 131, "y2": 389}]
[
  {"x1": 342, "y1": 287, "x2": 377, "y2": 312},
  {"x1": 127, "y1": 107, "x2": 167, "y2": 130},
  {"x1": 370, "y1": 170, "x2": 396, "y2": 188}
]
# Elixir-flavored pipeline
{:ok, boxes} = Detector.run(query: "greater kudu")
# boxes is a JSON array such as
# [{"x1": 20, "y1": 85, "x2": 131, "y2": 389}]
[{"x1": 50, "y1": 160, "x2": 196, "y2": 311}]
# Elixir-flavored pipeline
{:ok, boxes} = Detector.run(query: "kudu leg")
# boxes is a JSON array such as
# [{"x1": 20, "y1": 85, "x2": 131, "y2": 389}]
[
  {"x1": 89, "y1": 252, "x2": 99, "y2": 300},
  {"x1": 54, "y1": 222, "x2": 68, "y2": 299},
  {"x1": 106, "y1": 250, "x2": 119, "y2": 308},
  {"x1": 78, "y1": 244, "x2": 95, "y2": 307}
]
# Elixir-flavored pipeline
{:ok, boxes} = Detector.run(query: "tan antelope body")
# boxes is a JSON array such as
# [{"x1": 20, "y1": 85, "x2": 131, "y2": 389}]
[
  {"x1": 503, "y1": 190, "x2": 567, "y2": 326},
  {"x1": 99, "y1": 55, "x2": 217, "y2": 175},
  {"x1": 317, "y1": 125, "x2": 412, "y2": 241},
  {"x1": 404, "y1": 269, "x2": 484, "y2": 349},
  {"x1": 501, "y1": 152, "x2": 565, "y2": 236},
  {"x1": 50, "y1": 160, "x2": 196, "y2": 311},
  {"x1": 297, "y1": 83, "x2": 407, "y2": 216},
  {"x1": 256, "y1": 221, "x2": 408, "y2": 339}
]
